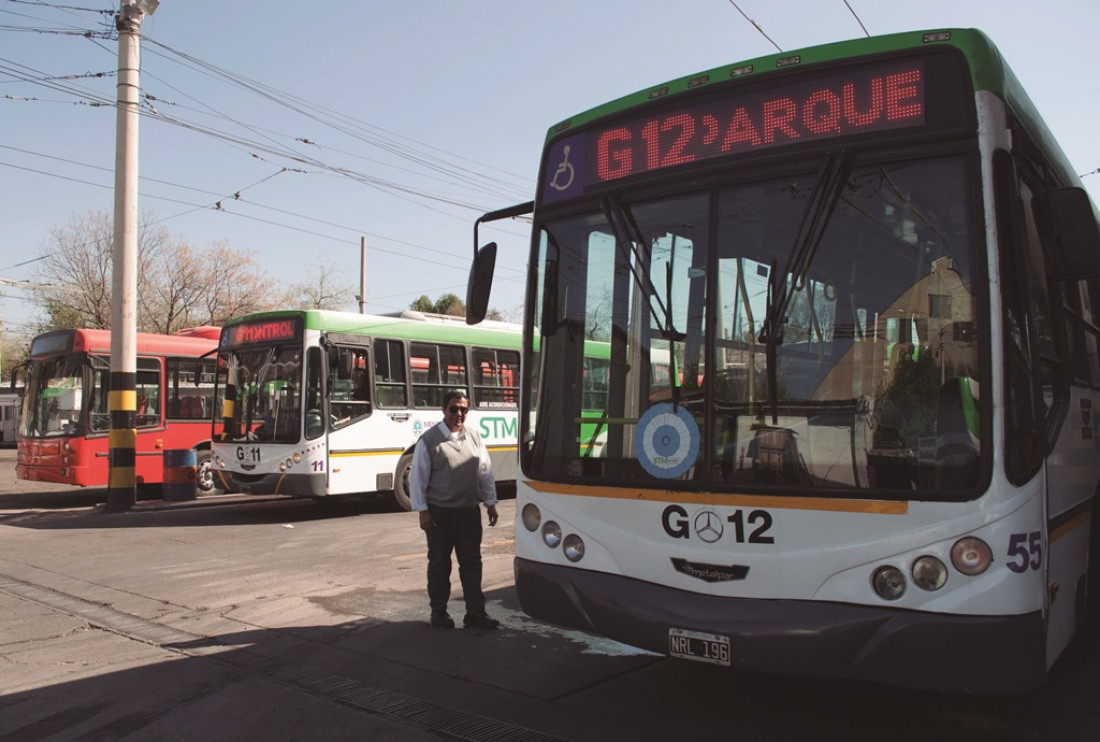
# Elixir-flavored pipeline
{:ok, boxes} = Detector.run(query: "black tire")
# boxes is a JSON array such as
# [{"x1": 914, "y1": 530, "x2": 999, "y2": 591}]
[{"x1": 391, "y1": 450, "x2": 415, "y2": 511}]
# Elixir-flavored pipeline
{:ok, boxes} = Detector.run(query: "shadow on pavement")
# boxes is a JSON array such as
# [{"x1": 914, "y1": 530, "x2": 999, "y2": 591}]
[{"x1": 0, "y1": 492, "x2": 400, "y2": 529}]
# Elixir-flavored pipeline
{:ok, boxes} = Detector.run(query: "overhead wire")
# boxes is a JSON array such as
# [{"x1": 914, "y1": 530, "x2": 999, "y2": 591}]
[
  {"x1": 725, "y1": 0, "x2": 782, "y2": 52},
  {"x1": 0, "y1": 144, "x2": 528, "y2": 280},
  {"x1": 843, "y1": 1, "x2": 870, "y2": 38},
  {"x1": 0, "y1": 5, "x2": 534, "y2": 315}
]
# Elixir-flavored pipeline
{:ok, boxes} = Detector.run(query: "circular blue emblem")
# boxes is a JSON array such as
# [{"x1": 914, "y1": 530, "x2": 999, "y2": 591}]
[{"x1": 635, "y1": 403, "x2": 700, "y2": 479}]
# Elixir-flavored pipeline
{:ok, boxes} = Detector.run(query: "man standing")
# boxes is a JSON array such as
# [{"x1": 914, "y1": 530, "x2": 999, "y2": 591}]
[{"x1": 409, "y1": 390, "x2": 500, "y2": 629}]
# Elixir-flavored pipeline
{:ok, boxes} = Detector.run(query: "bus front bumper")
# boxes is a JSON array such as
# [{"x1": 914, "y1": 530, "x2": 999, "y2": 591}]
[
  {"x1": 221, "y1": 470, "x2": 326, "y2": 497},
  {"x1": 515, "y1": 557, "x2": 1046, "y2": 694}
]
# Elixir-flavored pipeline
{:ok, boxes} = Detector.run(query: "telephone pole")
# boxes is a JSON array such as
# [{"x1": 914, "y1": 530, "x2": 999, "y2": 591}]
[
  {"x1": 106, "y1": 0, "x2": 158, "y2": 513},
  {"x1": 359, "y1": 237, "x2": 367, "y2": 314}
]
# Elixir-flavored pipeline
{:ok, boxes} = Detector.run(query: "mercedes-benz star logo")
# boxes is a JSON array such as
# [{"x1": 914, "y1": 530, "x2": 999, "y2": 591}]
[{"x1": 693, "y1": 510, "x2": 724, "y2": 543}]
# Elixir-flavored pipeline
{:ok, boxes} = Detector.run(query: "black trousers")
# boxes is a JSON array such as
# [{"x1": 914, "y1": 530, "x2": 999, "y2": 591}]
[{"x1": 425, "y1": 505, "x2": 484, "y2": 614}]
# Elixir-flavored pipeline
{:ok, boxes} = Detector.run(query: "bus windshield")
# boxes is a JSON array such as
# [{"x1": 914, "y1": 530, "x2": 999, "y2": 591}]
[
  {"x1": 20, "y1": 354, "x2": 86, "y2": 438},
  {"x1": 527, "y1": 154, "x2": 982, "y2": 498},
  {"x1": 220, "y1": 345, "x2": 304, "y2": 444}
]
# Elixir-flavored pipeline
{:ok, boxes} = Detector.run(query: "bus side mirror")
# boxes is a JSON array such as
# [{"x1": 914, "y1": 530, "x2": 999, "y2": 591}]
[
  {"x1": 1048, "y1": 187, "x2": 1100, "y2": 279},
  {"x1": 11, "y1": 362, "x2": 27, "y2": 393},
  {"x1": 466, "y1": 241, "x2": 497, "y2": 325}
]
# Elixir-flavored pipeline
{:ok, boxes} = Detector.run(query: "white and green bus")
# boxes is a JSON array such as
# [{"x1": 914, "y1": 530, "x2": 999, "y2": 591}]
[
  {"x1": 209, "y1": 310, "x2": 520, "y2": 509},
  {"x1": 468, "y1": 29, "x2": 1100, "y2": 692}
]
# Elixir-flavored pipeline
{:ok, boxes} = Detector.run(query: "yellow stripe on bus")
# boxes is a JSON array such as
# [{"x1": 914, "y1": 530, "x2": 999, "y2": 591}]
[
  {"x1": 329, "y1": 445, "x2": 517, "y2": 459},
  {"x1": 1049, "y1": 508, "x2": 1091, "y2": 544},
  {"x1": 526, "y1": 480, "x2": 908, "y2": 514}
]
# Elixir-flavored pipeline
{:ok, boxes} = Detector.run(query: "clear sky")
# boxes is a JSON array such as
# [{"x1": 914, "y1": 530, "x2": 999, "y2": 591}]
[{"x1": 2, "y1": 0, "x2": 1098, "y2": 336}]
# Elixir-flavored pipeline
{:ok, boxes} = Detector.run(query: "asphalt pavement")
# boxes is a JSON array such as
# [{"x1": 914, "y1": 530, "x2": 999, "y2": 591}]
[{"x1": 2, "y1": 450, "x2": 1099, "y2": 742}]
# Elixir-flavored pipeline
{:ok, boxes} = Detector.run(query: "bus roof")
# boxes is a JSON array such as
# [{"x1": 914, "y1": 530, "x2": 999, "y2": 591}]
[
  {"x1": 223, "y1": 310, "x2": 522, "y2": 349},
  {"x1": 30, "y1": 327, "x2": 220, "y2": 358},
  {"x1": 547, "y1": 28, "x2": 1078, "y2": 189}
]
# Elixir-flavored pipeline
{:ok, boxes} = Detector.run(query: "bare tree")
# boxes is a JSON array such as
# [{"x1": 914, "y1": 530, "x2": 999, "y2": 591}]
[
  {"x1": 1, "y1": 328, "x2": 30, "y2": 383},
  {"x1": 139, "y1": 229, "x2": 206, "y2": 333},
  {"x1": 33, "y1": 211, "x2": 119, "y2": 330},
  {"x1": 288, "y1": 263, "x2": 356, "y2": 311},
  {"x1": 34, "y1": 211, "x2": 286, "y2": 333},
  {"x1": 195, "y1": 241, "x2": 285, "y2": 326}
]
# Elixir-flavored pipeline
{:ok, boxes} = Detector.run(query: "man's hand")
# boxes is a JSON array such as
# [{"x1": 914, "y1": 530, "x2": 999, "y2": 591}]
[
  {"x1": 418, "y1": 510, "x2": 434, "y2": 532},
  {"x1": 486, "y1": 504, "x2": 499, "y2": 527}
]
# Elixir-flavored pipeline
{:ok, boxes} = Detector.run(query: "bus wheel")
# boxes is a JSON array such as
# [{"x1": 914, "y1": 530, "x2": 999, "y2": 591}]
[
  {"x1": 195, "y1": 451, "x2": 221, "y2": 495},
  {"x1": 391, "y1": 451, "x2": 414, "y2": 511}
]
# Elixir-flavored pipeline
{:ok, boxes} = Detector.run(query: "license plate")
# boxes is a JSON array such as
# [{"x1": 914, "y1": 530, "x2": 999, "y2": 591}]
[{"x1": 668, "y1": 628, "x2": 730, "y2": 666}]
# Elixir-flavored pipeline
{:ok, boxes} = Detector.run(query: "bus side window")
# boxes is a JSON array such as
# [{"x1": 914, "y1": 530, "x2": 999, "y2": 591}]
[
  {"x1": 410, "y1": 342, "x2": 468, "y2": 409},
  {"x1": 136, "y1": 358, "x2": 161, "y2": 428},
  {"x1": 330, "y1": 347, "x2": 372, "y2": 426},
  {"x1": 374, "y1": 340, "x2": 407, "y2": 408},
  {"x1": 473, "y1": 347, "x2": 519, "y2": 407}
]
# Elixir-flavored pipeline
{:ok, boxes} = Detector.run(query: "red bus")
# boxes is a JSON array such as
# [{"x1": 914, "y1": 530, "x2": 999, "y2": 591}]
[{"x1": 15, "y1": 327, "x2": 223, "y2": 493}]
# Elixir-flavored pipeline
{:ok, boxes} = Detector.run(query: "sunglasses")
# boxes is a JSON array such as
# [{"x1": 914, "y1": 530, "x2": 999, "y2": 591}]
[{"x1": 448, "y1": 405, "x2": 468, "y2": 414}]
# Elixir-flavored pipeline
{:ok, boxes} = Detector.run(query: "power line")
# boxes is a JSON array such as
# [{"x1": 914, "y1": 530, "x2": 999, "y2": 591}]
[
  {"x1": 843, "y1": 1, "x2": 870, "y2": 38},
  {"x1": 726, "y1": 1, "x2": 782, "y2": 52},
  {"x1": 0, "y1": 8, "x2": 533, "y2": 315}
]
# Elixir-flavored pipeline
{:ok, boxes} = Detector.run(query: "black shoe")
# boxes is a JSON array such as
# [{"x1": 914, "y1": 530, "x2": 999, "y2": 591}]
[
  {"x1": 430, "y1": 611, "x2": 455, "y2": 628},
  {"x1": 463, "y1": 611, "x2": 500, "y2": 629}
]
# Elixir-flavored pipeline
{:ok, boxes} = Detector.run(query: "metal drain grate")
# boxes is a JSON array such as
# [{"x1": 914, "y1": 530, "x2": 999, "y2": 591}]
[{"x1": 0, "y1": 574, "x2": 569, "y2": 742}]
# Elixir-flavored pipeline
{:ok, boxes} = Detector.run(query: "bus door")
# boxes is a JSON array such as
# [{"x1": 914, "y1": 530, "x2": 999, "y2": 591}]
[
  {"x1": 324, "y1": 338, "x2": 375, "y2": 495},
  {"x1": 1021, "y1": 180, "x2": 1099, "y2": 665}
]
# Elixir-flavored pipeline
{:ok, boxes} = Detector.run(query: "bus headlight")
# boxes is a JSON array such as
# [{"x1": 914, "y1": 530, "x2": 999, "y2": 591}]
[
  {"x1": 951, "y1": 537, "x2": 992, "y2": 575},
  {"x1": 563, "y1": 534, "x2": 585, "y2": 562},
  {"x1": 911, "y1": 555, "x2": 948, "y2": 591},
  {"x1": 872, "y1": 566, "x2": 906, "y2": 600},
  {"x1": 521, "y1": 503, "x2": 541, "y2": 532},
  {"x1": 542, "y1": 521, "x2": 562, "y2": 549}
]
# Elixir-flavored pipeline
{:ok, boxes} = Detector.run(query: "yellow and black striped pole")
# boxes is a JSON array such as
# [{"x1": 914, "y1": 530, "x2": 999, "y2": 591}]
[
  {"x1": 106, "y1": 0, "x2": 153, "y2": 512},
  {"x1": 106, "y1": 374, "x2": 137, "y2": 511}
]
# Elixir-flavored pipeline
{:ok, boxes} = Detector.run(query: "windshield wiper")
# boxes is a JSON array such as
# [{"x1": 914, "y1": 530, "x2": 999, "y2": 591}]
[
  {"x1": 600, "y1": 196, "x2": 686, "y2": 344},
  {"x1": 759, "y1": 150, "x2": 851, "y2": 423},
  {"x1": 601, "y1": 196, "x2": 688, "y2": 410}
]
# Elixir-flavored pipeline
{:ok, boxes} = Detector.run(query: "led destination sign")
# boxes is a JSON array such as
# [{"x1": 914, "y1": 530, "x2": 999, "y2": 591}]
[
  {"x1": 222, "y1": 317, "x2": 301, "y2": 348},
  {"x1": 543, "y1": 57, "x2": 955, "y2": 204}
]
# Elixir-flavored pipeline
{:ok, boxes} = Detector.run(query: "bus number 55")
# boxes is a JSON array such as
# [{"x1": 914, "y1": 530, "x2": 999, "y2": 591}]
[{"x1": 1006, "y1": 531, "x2": 1042, "y2": 573}]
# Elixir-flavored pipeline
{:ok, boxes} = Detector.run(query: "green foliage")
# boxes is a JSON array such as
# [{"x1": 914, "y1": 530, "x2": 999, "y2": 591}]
[{"x1": 410, "y1": 293, "x2": 466, "y2": 317}]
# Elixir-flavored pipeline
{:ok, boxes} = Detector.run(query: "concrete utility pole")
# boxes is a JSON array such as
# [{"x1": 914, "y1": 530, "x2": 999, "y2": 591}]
[
  {"x1": 359, "y1": 237, "x2": 367, "y2": 314},
  {"x1": 106, "y1": 0, "x2": 158, "y2": 513}
]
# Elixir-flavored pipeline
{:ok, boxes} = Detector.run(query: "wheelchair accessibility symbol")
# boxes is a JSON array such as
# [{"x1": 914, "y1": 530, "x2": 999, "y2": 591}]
[
  {"x1": 635, "y1": 403, "x2": 700, "y2": 479},
  {"x1": 543, "y1": 135, "x2": 583, "y2": 203},
  {"x1": 549, "y1": 144, "x2": 575, "y2": 192}
]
